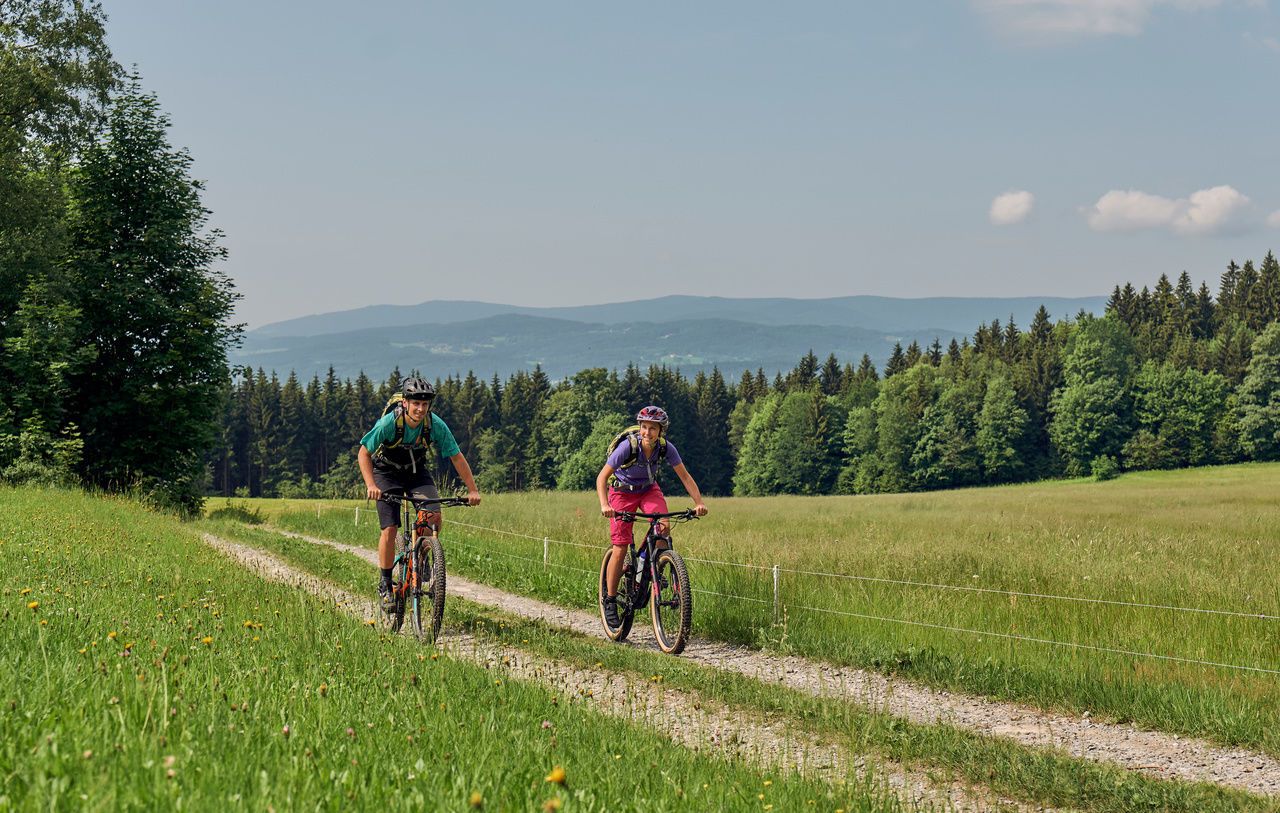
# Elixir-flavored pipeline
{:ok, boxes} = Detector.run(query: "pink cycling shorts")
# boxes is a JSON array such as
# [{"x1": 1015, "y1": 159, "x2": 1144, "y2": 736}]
[{"x1": 608, "y1": 485, "x2": 668, "y2": 547}]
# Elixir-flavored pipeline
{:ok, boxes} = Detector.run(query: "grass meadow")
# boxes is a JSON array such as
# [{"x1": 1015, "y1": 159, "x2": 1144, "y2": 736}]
[
  {"x1": 256, "y1": 462, "x2": 1280, "y2": 756},
  {"x1": 1, "y1": 486, "x2": 902, "y2": 811}
]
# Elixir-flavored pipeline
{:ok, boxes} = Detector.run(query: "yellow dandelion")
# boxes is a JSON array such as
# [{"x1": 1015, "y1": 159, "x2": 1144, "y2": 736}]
[
  {"x1": 27, "y1": 601, "x2": 38, "y2": 610},
  {"x1": 545, "y1": 765, "x2": 566, "y2": 785},
  {"x1": 542, "y1": 799, "x2": 562, "y2": 812},
  {"x1": 108, "y1": 632, "x2": 116, "y2": 639},
  {"x1": 468, "y1": 791, "x2": 483, "y2": 808},
  {"x1": 201, "y1": 637, "x2": 213, "y2": 645}
]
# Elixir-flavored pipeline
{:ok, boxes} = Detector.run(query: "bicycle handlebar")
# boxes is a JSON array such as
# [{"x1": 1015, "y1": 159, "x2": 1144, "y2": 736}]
[
  {"x1": 378, "y1": 492, "x2": 473, "y2": 508},
  {"x1": 613, "y1": 508, "x2": 699, "y2": 523}
]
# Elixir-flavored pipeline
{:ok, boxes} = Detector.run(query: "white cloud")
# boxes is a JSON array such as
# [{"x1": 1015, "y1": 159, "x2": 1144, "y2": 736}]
[
  {"x1": 989, "y1": 190, "x2": 1036, "y2": 225},
  {"x1": 1083, "y1": 185, "x2": 1253, "y2": 235},
  {"x1": 1242, "y1": 32, "x2": 1280, "y2": 51},
  {"x1": 975, "y1": 0, "x2": 1227, "y2": 41},
  {"x1": 1173, "y1": 185, "x2": 1252, "y2": 234},
  {"x1": 1268, "y1": 210, "x2": 1280, "y2": 229},
  {"x1": 1085, "y1": 189, "x2": 1181, "y2": 230}
]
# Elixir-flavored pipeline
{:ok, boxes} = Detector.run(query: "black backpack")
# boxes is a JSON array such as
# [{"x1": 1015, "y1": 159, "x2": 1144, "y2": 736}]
[{"x1": 373, "y1": 393, "x2": 433, "y2": 469}]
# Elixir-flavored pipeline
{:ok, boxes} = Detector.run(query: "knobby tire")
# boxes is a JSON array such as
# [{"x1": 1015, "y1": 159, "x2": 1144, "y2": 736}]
[
  {"x1": 388, "y1": 533, "x2": 411, "y2": 634},
  {"x1": 651, "y1": 548, "x2": 692, "y2": 654},
  {"x1": 412, "y1": 535, "x2": 446, "y2": 643},
  {"x1": 598, "y1": 547, "x2": 635, "y2": 641}
]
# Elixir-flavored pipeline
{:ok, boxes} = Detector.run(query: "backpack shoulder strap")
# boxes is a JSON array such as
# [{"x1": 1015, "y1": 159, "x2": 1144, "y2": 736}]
[
  {"x1": 411, "y1": 413, "x2": 433, "y2": 448},
  {"x1": 392, "y1": 408, "x2": 407, "y2": 447}
]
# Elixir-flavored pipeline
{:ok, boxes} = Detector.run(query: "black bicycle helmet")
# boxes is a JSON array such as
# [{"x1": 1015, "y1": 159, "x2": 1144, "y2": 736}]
[{"x1": 401, "y1": 376, "x2": 435, "y2": 401}]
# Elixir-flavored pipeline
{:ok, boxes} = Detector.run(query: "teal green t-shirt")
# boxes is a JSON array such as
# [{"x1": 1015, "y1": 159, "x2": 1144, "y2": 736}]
[{"x1": 360, "y1": 412, "x2": 461, "y2": 459}]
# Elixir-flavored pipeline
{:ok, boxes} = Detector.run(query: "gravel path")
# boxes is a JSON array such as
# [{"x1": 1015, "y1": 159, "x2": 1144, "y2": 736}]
[
  {"x1": 211, "y1": 529, "x2": 1280, "y2": 804},
  {"x1": 204, "y1": 532, "x2": 1031, "y2": 811}
]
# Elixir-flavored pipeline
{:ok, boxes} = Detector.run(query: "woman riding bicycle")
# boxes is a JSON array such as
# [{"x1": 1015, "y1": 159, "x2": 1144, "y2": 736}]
[
  {"x1": 358, "y1": 375, "x2": 481, "y2": 612},
  {"x1": 596, "y1": 406, "x2": 708, "y2": 628}
]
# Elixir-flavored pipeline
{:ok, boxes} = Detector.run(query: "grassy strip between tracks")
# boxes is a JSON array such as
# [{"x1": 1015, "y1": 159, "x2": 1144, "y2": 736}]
[
  {"x1": 2, "y1": 486, "x2": 901, "y2": 812},
  {"x1": 198, "y1": 512, "x2": 1271, "y2": 813}
]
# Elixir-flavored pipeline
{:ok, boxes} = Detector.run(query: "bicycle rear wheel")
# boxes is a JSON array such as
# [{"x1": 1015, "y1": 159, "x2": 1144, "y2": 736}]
[
  {"x1": 411, "y1": 535, "x2": 447, "y2": 643},
  {"x1": 651, "y1": 548, "x2": 692, "y2": 654},
  {"x1": 388, "y1": 545, "x2": 409, "y2": 634},
  {"x1": 598, "y1": 547, "x2": 635, "y2": 641}
]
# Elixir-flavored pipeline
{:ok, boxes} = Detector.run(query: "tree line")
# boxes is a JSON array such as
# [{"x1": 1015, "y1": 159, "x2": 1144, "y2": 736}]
[{"x1": 211, "y1": 251, "x2": 1280, "y2": 500}]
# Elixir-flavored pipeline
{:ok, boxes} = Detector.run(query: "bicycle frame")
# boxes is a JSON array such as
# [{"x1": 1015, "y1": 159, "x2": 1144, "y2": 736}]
[
  {"x1": 379, "y1": 490, "x2": 469, "y2": 641},
  {"x1": 615, "y1": 509, "x2": 695, "y2": 609},
  {"x1": 381, "y1": 492, "x2": 445, "y2": 563}
]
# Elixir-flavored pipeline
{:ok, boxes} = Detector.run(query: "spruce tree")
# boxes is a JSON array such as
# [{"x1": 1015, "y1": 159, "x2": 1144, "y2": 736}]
[
  {"x1": 818, "y1": 353, "x2": 843, "y2": 395},
  {"x1": 1217, "y1": 260, "x2": 1240, "y2": 319},
  {"x1": 64, "y1": 77, "x2": 240, "y2": 513},
  {"x1": 883, "y1": 343, "x2": 906, "y2": 378}
]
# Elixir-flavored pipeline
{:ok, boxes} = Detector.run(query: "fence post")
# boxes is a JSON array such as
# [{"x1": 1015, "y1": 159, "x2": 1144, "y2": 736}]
[
  {"x1": 354, "y1": 507, "x2": 359, "y2": 526},
  {"x1": 543, "y1": 537, "x2": 549, "y2": 567},
  {"x1": 773, "y1": 564, "x2": 780, "y2": 624}
]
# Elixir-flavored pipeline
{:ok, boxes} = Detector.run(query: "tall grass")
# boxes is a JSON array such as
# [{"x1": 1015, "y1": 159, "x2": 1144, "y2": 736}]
[
  {"x1": 1, "y1": 486, "x2": 905, "y2": 811},
  {"x1": 264, "y1": 462, "x2": 1280, "y2": 754}
]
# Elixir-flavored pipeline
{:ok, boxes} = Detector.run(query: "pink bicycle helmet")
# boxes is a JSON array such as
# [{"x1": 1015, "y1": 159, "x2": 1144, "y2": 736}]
[{"x1": 636, "y1": 405, "x2": 669, "y2": 428}]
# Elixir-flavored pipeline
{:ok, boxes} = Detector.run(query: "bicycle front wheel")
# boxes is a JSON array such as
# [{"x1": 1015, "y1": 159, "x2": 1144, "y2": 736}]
[
  {"x1": 598, "y1": 547, "x2": 635, "y2": 641},
  {"x1": 651, "y1": 548, "x2": 692, "y2": 654},
  {"x1": 411, "y1": 535, "x2": 446, "y2": 643}
]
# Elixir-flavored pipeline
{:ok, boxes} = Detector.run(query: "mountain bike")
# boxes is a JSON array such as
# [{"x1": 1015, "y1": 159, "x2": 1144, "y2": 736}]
[
  {"x1": 378, "y1": 491, "x2": 471, "y2": 643},
  {"x1": 598, "y1": 509, "x2": 698, "y2": 654}
]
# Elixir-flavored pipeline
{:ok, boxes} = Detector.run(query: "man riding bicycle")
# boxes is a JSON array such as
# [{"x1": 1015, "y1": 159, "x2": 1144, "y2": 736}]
[
  {"x1": 596, "y1": 406, "x2": 708, "y2": 627},
  {"x1": 358, "y1": 375, "x2": 481, "y2": 612}
]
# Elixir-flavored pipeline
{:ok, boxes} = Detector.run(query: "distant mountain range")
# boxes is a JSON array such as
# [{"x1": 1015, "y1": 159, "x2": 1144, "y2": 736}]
[{"x1": 232, "y1": 295, "x2": 1109, "y2": 382}]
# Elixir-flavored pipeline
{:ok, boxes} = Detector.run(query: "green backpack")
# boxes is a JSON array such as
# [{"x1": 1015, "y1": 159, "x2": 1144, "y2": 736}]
[{"x1": 606, "y1": 425, "x2": 667, "y2": 489}]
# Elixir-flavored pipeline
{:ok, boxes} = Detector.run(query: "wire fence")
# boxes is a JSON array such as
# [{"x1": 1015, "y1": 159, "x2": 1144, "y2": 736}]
[{"x1": 311, "y1": 502, "x2": 1280, "y2": 676}]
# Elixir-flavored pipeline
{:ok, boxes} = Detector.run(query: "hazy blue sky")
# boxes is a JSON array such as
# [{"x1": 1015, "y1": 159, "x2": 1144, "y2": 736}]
[{"x1": 102, "y1": 1, "x2": 1280, "y2": 328}]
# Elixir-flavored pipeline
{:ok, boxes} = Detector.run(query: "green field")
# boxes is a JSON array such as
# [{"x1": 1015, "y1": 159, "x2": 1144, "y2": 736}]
[
  {"x1": 1, "y1": 487, "x2": 900, "y2": 811},
  {"x1": 256, "y1": 462, "x2": 1280, "y2": 755},
  {"x1": 10, "y1": 463, "x2": 1280, "y2": 810}
]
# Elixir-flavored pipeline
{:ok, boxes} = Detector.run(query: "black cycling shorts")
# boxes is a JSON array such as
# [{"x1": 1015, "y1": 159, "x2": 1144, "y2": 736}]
[{"x1": 372, "y1": 468, "x2": 439, "y2": 529}]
